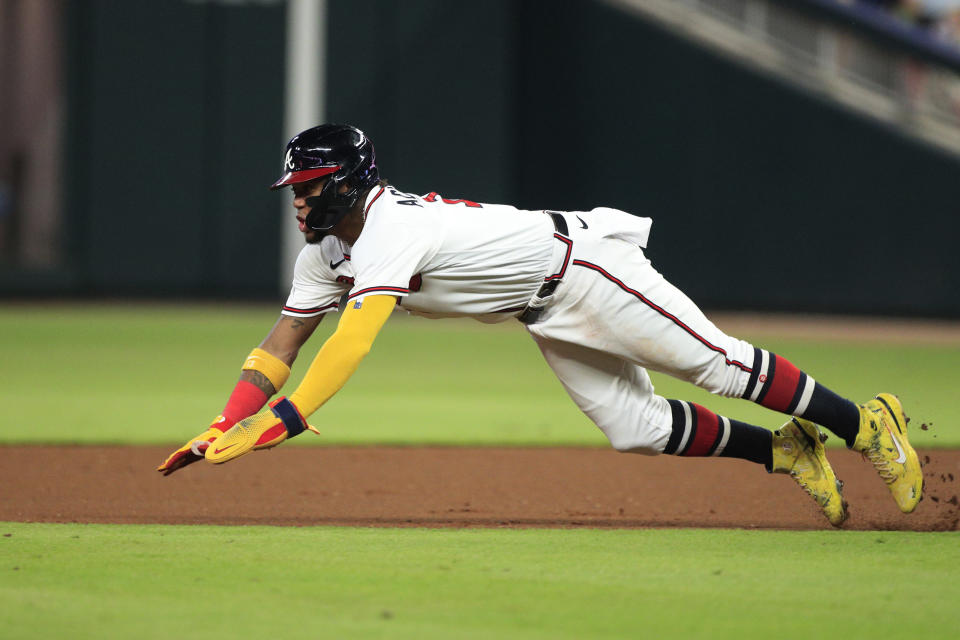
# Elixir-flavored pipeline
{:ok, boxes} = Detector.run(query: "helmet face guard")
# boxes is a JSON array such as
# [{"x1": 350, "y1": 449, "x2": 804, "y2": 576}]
[
  {"x1": 302, "y1": 179, "x2": 362, "y2": 231},
  {"x1": 271, "y1": 124, "x2": 380, "y2": 235}
]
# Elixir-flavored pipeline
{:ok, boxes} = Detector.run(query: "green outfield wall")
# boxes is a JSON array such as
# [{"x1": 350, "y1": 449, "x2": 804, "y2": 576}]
[
  {"x1": 31, "y1": 0, "x2": 959, "y2": 315},
  {"x1": 57, "y1": 0, "x2": 286, "y2": 297}
]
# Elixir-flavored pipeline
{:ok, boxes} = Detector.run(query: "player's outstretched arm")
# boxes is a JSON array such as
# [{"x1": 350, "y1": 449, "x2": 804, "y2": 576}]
[
  {"x1": 156, "y1": 313, "x2": 324, "y2": 476},
  {"x1": 257, "y1": 313, "x2": 326, "y2": 374},
  {"x1": 204, "y1": 295, "x2": 396, "y2": 465}
]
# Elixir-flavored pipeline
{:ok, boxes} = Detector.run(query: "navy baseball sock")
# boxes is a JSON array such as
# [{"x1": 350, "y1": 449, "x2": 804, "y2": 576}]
[
  {"x1": 719, "y1": 422, "x2": 773, "y2": 467},
  {"x1": 664, "y1": 400, "x2": 772, "y2": 467},
  {"x1": 797, "y1": 382, "x2": 861, "y2": 447},
  {"x1": 741, "y1": 348, "x2": 860, "y2": 446}
]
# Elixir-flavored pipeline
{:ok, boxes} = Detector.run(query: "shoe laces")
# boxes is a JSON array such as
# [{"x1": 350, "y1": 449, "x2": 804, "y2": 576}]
[
  {"x1": 790, "y1": 471, "x2": 817, "y2": 497},
  {"x1": 789, "y1": 467, "x2": 828, "y2": 504},
  {"x1": 861, "y1": 449, "x2": 896, "y2": 484}
]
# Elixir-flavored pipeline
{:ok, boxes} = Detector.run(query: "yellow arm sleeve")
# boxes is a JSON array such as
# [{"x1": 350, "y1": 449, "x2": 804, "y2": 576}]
[{"x1": 287, "y1": 295, "x2": 396, "y2": 416}]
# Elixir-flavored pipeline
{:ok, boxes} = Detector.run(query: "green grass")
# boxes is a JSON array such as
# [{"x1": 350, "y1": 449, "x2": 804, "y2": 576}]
[
  {"x1": 2, "y1": 306, "x2": 957, "y2": 638},
  {"x1": 0, "y1": 303, "x2": 955, "y2": 446},
  {"x1": 1, "y1": 522, "x2": 957, "y2": 640}
]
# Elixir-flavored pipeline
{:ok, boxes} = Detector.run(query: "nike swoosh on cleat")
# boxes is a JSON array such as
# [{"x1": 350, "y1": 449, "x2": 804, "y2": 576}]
[
  {"x1": 876, "y1": 395, "x2": 904, "y2": 433},
  {"x1": 213, "y1": 443, "x2": 238, "y2": 455},
  {"x1": 886, "y1": 425, "x2": 908, "y2": 464},
  {"x1": 329, "y1": 258, "x2": 346, "y2": 269}
]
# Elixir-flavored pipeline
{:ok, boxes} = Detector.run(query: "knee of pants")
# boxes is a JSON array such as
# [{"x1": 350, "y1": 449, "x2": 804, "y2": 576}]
[
  {"x1": 689, "y1": 355, "x2": 750, "y2": 399},
  {"x1": 589, "y1": 402, "x2": 671, "y2": 455},
  {"x1": 607, "y1": 433, "x2": 662, "y2": 455}
]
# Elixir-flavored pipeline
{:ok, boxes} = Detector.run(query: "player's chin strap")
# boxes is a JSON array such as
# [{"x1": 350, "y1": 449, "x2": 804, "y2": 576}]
[
  {"x1": 303, "y1": 177, "x2": 363, "y2": 232},
  {"x1": 304, "y1": 195, "x2": 351, "y2": 233}
]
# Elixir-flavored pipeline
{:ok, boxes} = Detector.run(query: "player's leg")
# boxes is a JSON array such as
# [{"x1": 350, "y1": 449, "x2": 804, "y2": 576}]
[
  {"x1": 593, "y1": 264, "x2": 920, "y2": 513},
  {"x1": 739, "y1": 347, "x2": 856, "y2": 445},
  {"x1": 530, "y1": 335, "x2": 847, "y2": 525},
  {"x1": 531, "y1": 236, "x2": 919, "y2": 512},
  {"x1": 739, "y1": 349, "x2": 920, "y2": 511}
]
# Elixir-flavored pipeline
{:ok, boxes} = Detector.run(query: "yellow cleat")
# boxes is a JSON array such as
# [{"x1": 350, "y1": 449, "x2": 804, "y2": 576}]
[
  {"x1": 771, "y1": 418, "x2": 848, "y2": 527},
  {"x1": 852, "y1": 393, "x2": 923, "y2": 513}
]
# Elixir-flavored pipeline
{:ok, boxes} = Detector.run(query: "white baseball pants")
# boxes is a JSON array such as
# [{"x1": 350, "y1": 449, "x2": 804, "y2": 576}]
[{"x1": 524, "y1": 210, "x2": 757, "y2": 455}]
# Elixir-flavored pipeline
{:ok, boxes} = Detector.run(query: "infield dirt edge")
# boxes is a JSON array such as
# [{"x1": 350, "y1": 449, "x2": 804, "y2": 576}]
[{"x1": 2, "y1": 445, "x2": 958, "y2": 531}]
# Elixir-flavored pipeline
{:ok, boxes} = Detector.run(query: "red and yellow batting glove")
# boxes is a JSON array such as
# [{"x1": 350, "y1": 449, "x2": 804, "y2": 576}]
[
  {"x1": 156, "y1": 415, "x2": 234, "y2": 476},
  {"x1": 204, "y1": 397, "x2": 319, "y2": 465}
]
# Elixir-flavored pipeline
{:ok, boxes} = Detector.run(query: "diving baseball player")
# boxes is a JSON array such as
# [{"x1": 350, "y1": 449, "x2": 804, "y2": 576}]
[{"x1": 158, "y1": 124, "x2": 923, "y2": 526}]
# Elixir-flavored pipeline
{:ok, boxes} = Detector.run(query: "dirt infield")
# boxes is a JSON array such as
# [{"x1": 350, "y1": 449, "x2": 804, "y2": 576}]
[{"x1": 1, "y1": 445, "x2": 957, "y2": 531}]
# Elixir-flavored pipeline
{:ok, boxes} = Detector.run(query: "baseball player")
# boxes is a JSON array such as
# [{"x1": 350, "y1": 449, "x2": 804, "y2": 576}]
[{"x1": 157, "y1": 124, "x2": 923, "y2": 526}]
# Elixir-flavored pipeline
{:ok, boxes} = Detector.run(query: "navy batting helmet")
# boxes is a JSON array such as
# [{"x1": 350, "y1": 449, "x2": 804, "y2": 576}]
[{"x1": 271, "y1": 124, "x2": 380, "y2": 232}]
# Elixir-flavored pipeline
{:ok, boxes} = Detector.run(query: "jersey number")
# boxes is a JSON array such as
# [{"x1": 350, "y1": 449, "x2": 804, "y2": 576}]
[{"x1": 424, "y1": 192, "x2": 482, "y2": 208}]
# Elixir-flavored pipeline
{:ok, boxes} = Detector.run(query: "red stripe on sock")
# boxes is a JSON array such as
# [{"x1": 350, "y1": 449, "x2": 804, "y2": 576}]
[
  {"x1": 761, "y1": 355, "x2": 803, "y2": 412},
  {"x1": 685, "y1": 404, "x2": 721, "y2": 457}
]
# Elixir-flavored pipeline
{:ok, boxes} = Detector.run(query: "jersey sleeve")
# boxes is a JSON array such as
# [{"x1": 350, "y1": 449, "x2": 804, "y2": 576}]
[
  {"x1": 346, "y1": 220, "x2": 436, "y2": 304},
  {"x1": 281, "y1": 244, "x2": 349, "y2": 317}
]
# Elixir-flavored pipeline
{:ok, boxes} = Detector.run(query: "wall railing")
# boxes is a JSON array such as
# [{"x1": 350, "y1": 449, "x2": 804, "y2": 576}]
[{"x1": 606, "y1": 0, "x2": 960, "y2": 155}]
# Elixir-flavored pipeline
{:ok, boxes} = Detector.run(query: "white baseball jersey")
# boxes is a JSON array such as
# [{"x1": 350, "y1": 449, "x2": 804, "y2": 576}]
[
  {"x1": 283, "y1": 185, "x2": 558, "y2": 322},
  {"x1": 283, "y1": 183, "x2": 760, "y2": 458}
]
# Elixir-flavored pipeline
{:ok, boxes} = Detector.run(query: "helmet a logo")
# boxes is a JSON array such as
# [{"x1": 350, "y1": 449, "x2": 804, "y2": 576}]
[{"x1": 285, "y1": 148, "x2": 296, "y2": 170}]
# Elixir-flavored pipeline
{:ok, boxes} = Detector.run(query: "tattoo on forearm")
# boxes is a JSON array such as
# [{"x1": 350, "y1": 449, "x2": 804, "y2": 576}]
[
  {"x1": 290, "y1": 318, "x2": 305, "y2": 330},
  {"x1": 240, "y1": 369, "x2": 277, "y2": 396}
]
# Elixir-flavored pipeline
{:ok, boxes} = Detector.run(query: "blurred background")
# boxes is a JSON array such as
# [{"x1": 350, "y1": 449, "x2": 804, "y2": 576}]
[{"x1": 1, "y1": 0, "x2": 958, "y2": 316}]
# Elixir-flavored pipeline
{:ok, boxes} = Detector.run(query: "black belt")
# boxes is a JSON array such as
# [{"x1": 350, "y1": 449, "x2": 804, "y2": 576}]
[
  {"x1": 547, "y1": 211, "x2": 568, "y2": 236},
  {"x1": 517, "y1": 212, "x2": 569, "y2": 325}
]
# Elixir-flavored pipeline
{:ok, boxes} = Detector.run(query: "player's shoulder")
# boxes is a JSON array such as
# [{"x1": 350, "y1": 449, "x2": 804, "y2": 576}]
[
  {"x1": 367, "y1": 184, "x2": 427, "y2": 212},
  {"x1": 370, "y1": 183, "x2": 497, "y2": 214},
  {"x1": 361, "y1": 184, "x2": 434, "y2": 231}
]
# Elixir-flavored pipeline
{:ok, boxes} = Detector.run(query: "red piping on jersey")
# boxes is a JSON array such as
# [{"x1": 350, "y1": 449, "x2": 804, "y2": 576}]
[
  {"x1": 347, "y1": 285, "x2": 410, "y2": 300},
  {"x1": 571, "y1": 259, "x2": 753, "y2": 374},
  {"x1": 544, "y1": 234, "x2": 573, "y2": 282},
  {"x1": 282, "y1": 302, "x2": 339, "y2": 314},
  {"x1": 364, "y1": 186, "x2": 386, "y2": 218}
]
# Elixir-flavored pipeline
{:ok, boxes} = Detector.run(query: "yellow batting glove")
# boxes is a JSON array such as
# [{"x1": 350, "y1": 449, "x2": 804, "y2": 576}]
[
  {"x1": 205, "y1": 397, "x2": 318, "y2": 465},
  {"x1": 156, "y1": 415, "x2": 231, "y2": 476}
]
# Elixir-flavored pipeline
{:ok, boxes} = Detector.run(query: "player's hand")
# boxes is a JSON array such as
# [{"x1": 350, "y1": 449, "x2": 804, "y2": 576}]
[
  {"x1": 205, "y1": 397, "x2": 319, "y2": 465},
  {"x1": 156, "y1": 415, "x2": 233, "y2": 476}
]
